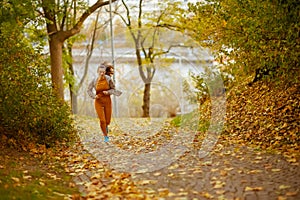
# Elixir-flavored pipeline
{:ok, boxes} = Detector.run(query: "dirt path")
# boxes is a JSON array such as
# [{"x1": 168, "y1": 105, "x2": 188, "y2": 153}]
[{"x1": 72, "y1": 117, "x2": 300, "y2": 200}]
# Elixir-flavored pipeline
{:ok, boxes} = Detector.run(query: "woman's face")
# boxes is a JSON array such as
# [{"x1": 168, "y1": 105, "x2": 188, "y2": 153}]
[{"x1": 98, "y1": 67, "x2": 106, "y2": 76}]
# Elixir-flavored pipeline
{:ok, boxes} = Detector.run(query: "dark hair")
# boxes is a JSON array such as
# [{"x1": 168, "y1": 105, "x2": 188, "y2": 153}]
[{"x1": 105, "y1": 65, "x2": 114, "y2": 76}]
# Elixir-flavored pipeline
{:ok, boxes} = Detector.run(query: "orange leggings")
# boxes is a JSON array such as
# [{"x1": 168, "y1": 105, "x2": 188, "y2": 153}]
[{"x1": 94, "y1": 97, "x2": 112, "y2": 136}]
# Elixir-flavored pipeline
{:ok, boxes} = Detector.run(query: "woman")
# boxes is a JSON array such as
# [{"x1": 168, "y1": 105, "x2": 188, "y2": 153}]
[{"x1": 87, "y1": 63, "x2": 121, "y2": 142}]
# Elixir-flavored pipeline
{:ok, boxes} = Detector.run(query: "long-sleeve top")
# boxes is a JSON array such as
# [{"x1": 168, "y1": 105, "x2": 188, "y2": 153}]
[{"x1": 87, "y1": 75, "x2": 122, "y2": 99}]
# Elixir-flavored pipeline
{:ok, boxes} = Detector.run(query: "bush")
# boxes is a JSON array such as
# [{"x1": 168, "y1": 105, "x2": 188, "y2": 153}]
[
  {"x1": 0, "y1": 26, "x2": 74, "y2": 147},
  {"x1": 188, "y1": 0, "x2": 300, "y2": 83}
]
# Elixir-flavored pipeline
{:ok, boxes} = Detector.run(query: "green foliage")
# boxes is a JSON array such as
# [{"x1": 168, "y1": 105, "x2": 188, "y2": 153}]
[
  {"x1": 190, "y1": 65, "x2": 231, "y2": 104},
  {"x1": 170, "y1": 116, "x2": 181, "y2": 127},
  {"x1": 186, "y1": 0, "x2": 300, "y2": 83},
  {"x1": 0, "y1": 25, "x2": 74, "y2": 147}
]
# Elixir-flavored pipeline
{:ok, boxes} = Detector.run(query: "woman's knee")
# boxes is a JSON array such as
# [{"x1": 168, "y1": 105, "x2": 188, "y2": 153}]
[{"x1": 100, "y1": 120, "x2": 107, "y2": 126}]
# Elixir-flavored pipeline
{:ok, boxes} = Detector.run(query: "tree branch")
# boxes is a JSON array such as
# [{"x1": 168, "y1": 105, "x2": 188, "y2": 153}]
[
  {"x1": 152, "y1": 44, "x2": 194, "y2": 60},
  {"x1": 62, "y1": 0, "x2": 118, "y2": 40}
]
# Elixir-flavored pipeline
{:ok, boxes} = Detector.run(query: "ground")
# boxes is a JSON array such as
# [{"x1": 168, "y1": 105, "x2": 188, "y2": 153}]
[
  {"x1": 68, "y1": 116, "x2": 300, "y2": 200},
  {"x1": 0, "y1": 116, "x2": 299, "y2": 199}
]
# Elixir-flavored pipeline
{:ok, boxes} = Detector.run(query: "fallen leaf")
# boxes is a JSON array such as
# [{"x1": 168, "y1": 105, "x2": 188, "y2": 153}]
[
  {"x1": 23, "y1": 175, "x2": 32, "y2": 180},
  {"x1": 158, "y1": 188, "x2": 169, "y2": 196},
  {"x1": 211, "y1": 168, "x2": 218, "y2": 172},
  {"x1": 137, "y1": 180, "x2": 157, "y2": 185},
  {"x1": 153, "y1": 172, "x2": 161, "y2": 176},
  {"x1": 216, "y1": 190, "x2": 225, "y2": 195},
  {"x1": 287, "y1": 158, "x2": 297, "y2": 163},
  {"x1": 271, "y1": 169, "x2": 281, "y2": 172},
  {"x1": 224, "y1": 167, "x2": 234, "y2": 171},
  {"x1": 53, "y1": 191, "x2": 65, "y2": 197},
  {"x1": 277, "y1": 196, "x2": 287, "y2": 200},
  {"x1": 11, "y1": 177, "x2": 20, "y2": 183},
  {"x1": 220, "y1": 170, "x2": 227, "y2": 176},
  {"x1": 201, "y1": 192, "x2": 214, "y2": 199},
  {"x1": 213, "y1": 181, "x2": 225, "y2": 189},
  {"x1": 168, "y1": 164, "x2": 179, "y2": 170},
  {"x1": 279, "y1": 185, "x2": 290, "y2": 190},
  {"x1": 286, "y1": 191, "x2": 298, "y2": 196},
  {"x1": 248, "y1": 169, "x2": 263, "y2": 174},
  {"x1": 245, "y1": 186, "x2": 263, "y2": 191}
]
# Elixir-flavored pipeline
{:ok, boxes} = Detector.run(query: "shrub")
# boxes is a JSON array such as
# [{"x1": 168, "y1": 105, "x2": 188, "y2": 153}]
[{"x1": 0, "y1": 26, "x2": 74, "y2": 147}]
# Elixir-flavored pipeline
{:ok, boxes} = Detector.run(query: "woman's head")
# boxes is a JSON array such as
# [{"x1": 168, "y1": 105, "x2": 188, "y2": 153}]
[{"x1": 97, "y1": 64, "x2": 106, "y2": 76}]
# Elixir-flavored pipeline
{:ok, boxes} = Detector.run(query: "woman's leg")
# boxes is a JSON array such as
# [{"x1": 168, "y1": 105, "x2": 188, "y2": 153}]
[
  {"x1": 95, "y1": 100, "x2": 107, "y2": 136},
  {"x1": 104, "y1": 99, "x2": 112, "y2": 126}
]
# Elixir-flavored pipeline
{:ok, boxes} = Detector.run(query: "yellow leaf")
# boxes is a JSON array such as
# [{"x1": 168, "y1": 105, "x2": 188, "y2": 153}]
[
  {"x1": 277, "y1": 196, "x2": 287, "y2": 200},
  {"x1": 154, "y1": 172, "x2": 161, "y2": 176},
  {"x1": 11, "y1": 177, "x2": 20, "y2": 183},
  {"x1": 245, "y1": 186, "x2": 263, "y2": 191},
  {"x1": 168, "y1": 164, "x2": 179, "y2": 170},
  {"x1": 145, "y1": 189, "x2": 156, "y2": 194},
  {"x1": 224, "y1": 167, "x2": 234, "y2": 171},
  {"x1": 216, "y1": 190, "x2": 225, "y2": 195},
  {"x1": 287, "y1": 158, "x2": 297, "y2": 163},
  {"x1": 220, "y1": 170, "x2": 227, "y2": 176},
  {"x1": 178, "y1": 192, "x2": 188, "y2": 196},
  {"x1": 213, "y1": 181, "x2": 225, "y2": 189},
  {"x1": 137, "y1": 180, "x2": 157, "y2": 185},
  {"x1": 23, "y1": 175, "x2": 32, "y2": 180},
  {"x1": 286, "y1": 191, "x2": 298, "y2": 196},
  {"x1": 248, "y1": 169, "x2": 262, "y2": 174},
  {"x1": 271, "y1": 169, "x2": 281, "y2": 172},
  {"x1": 279, "y1": 185, "x2": 290, "y2": 190},
  {"x1": 202, "y1": 192, "x2": 214, "y2": 199},
  {"x1": 158, "y1": 188, "x2": 169, "y2": 196}
]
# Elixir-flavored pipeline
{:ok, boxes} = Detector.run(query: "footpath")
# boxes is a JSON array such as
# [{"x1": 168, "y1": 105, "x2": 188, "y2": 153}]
[{"x1": 69, "y1": 117, "x2": 300, "y2": 200}]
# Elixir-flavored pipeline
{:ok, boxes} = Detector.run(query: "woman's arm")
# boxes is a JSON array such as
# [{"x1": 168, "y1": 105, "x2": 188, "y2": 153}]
[
  {"x1": 106, "y1": 76, "x2": 122, "y2": 96},
  {"x1": 87, "y1": 78, "x2": 97, "y2": 99}
]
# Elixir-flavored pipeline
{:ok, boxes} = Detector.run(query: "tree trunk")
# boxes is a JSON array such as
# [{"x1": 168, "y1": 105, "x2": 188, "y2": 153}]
[
  {"x1": 142, "y1": 82, "x2": 151, "y2": 117},
  {"x1": 71, "y1": 91, "x2": 78, "y2": 114},
  {"x1": 68, "y1": 62, "x2": 78, "y2": 114},
  {"x1": 49, "y1": 35, "x2": 64, "y2": 100}
]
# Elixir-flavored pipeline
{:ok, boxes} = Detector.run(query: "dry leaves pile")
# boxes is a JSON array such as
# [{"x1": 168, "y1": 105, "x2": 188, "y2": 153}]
[
  {"x1": 63, "y1": 141, "x2": 161, "y2": 200},
  {"x1": 110, "y1": 120, "x2": 177, "y2": 153},
  {"x1": 223, "y1": 80, "x2": 299, "y2": 159},
  {"x1": 194, "y1": 79, "x2": 299, "y2": 162}
]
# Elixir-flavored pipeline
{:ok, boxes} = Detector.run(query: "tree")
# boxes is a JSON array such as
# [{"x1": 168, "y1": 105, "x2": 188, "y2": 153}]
[
  {"x1": 116, "y1": 0, "x2": 191, "y2": 117},
  {"x1": 41, "y1": 0, "x2": 118, "y2": 100},
  {"x1": 182, "y1": 0, "x2": 300, "y2": 83}
]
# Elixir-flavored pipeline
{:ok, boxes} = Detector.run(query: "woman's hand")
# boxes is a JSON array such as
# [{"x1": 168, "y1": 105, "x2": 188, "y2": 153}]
[
  {"x1": 95, "y1": 95, "x2": 100, "y2": 99},
  {"x1": 103, "y1": 91, "x2": 109, "y2": 95}
]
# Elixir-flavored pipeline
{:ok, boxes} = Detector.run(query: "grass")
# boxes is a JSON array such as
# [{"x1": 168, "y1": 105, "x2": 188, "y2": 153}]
[
  {"x1": 0, "y1": 146, "x2": 80, "y2": 200},
  {"x1": 171, "y1": 110, "x2": 210, "y2": 133}
]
